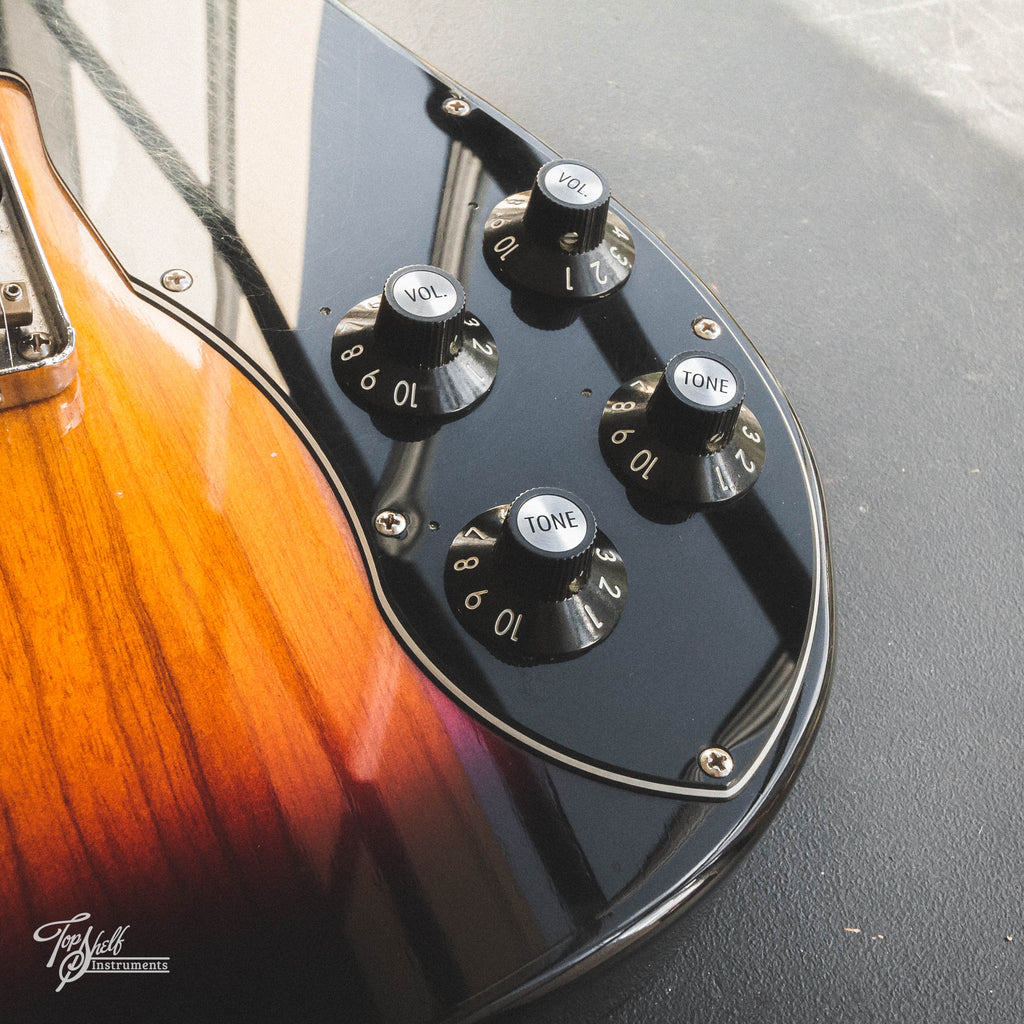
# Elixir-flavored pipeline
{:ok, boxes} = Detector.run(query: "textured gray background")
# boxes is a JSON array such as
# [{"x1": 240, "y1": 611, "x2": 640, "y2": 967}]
[{"x1": 345, "y1": 3, "x2": 1024, "y2": 1022}]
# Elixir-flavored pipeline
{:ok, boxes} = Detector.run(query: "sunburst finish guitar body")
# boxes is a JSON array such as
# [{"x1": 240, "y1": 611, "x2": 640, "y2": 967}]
[
  {"x1": 0, "y1": 76, "x2": 490, "y2": 1022},
  {"x1": 0, "y1": 6, "x2": 832, "y2": 1022}
]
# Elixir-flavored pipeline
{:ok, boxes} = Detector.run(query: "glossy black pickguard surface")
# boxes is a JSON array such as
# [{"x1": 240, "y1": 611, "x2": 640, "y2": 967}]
[{"x1": 282, "y1": 8, "x2": 825, "y2": 795}]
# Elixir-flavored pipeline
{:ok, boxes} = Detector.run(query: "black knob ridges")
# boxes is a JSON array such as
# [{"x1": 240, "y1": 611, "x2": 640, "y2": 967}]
[
  {"x1": 374, "y1": 267, "x2": 465, "y2": 369},
  {"x1": 647, "y1": 352, "x2": 746, "y2": 456},
  {"x1": 522, "y1": 162, "x2": 610, "y2": 253}
]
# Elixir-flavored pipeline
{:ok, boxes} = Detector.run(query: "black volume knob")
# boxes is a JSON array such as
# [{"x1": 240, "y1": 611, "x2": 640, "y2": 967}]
[
  {"x1": 523, "y1": 161, "x2": 610, "y2": 253},
  {"x1": 332, "y1": 265, "x2": 498, "y2": 419},
  {"x1": 599, "y1": 351, "x2": 766, "y2": 507},
  {"x1": 483, "y1": 159, "x2": 635, "y2": 300},
  {"x1": 376, "y1": 265, "x2": 466, "y2": 367},
  {"x1": 444, "y1": 488, "x2": 627, "y2": 665}
]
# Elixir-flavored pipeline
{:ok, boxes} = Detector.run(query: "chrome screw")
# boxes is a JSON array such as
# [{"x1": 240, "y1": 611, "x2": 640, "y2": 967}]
[
  {"x1": 698, "y1": 747, "x2": 734, "y2": 779},
  {"x1": 161, "y1": 268, "x2": 193, "y2": 292},
  {"x1": 18, "y1": 333, "x2": 54, "y2": 362},
  {"x1": 692, "y1": 316, "x2": 721, "y2": 341},
  {"x1": 3, "y1": 282, "x2": 23, "y2": 301},
  {"x1": 558, "y1": 231, "x2": 580, "y2": 253},
  {"x1": 374, "y1": 509, "x2": 408, "y2": 538},
  {"x1": 442, "y1": 96, "x2": 472, "y2": 117}
]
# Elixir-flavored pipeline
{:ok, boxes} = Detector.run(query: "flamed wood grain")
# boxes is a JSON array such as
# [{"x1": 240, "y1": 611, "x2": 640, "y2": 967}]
[{"x1": 0, "y1": 78, "x2": 545, "y2": 1020}]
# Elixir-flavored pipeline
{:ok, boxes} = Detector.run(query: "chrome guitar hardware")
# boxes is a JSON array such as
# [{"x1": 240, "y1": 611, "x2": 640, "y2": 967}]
[{"x1": 0, "y1": 133, "x2": 75, "y2": 409}]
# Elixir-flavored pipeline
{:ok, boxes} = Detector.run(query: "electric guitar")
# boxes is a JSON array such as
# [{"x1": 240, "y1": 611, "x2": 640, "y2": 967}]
[{"x1": 0, "y1": 5, "x2": 832, "y2": 1022}]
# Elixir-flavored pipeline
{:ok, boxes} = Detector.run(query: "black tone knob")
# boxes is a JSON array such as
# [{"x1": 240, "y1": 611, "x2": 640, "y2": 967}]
[
  {"x1": 444, "y1": 488, "x2": 627, "y2": 665},
  {"x1": 599, "y1": 351, "x2": 766, "y2": 507},
  {"x1": 483, "y1": 159, "x2": 635, "y2": 301},
  {"x1": 499, "y1": 488, "x2": 597, "y2": 602},
  {"x1": 648, "y1": 352, "x2": 746, "y2": 455},
  {"x1": 332, "y1": 265, "x2": 498, "y2": 419}
]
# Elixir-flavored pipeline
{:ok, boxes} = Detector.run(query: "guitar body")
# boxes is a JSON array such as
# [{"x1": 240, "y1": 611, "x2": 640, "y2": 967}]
[
  {"x1": 0, "y1": 6, "x2": 832, "y2": 1023},
  {"x1": 0, "y1": 77, "x2": 481, "y2": 1022}
]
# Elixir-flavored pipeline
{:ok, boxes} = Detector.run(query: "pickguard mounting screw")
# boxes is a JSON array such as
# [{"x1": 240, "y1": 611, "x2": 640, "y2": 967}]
[
  {"x1": 692, "y1": 316, "x2": 721, "y2": 340},
  {"x1": 161, "y1": 268, "x2": 193, "y2": 292},
  {"x1": 375, "y1": 509, "x2": 408, "y2": 538},
  {"x1": 442, "y1": 96, "x2": 471, "y2": 117},
  {"x1": 699, "y1": 747, "x2": 734, "y2": 779}
]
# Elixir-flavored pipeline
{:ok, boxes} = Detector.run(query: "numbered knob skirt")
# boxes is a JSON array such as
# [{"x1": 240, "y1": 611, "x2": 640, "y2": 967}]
[
  {"x1": 444, "y1": 488, "x2": 627, "y2": 665},
  {"x1": 599, "y1": 352, "x2": 766, "y2": 507},
  {"x1": 332, "y1": 265, "x2": 498, "y2": 418},
  {"x1": 483, "y1": 159, "x2": 635, "y2": 300}
]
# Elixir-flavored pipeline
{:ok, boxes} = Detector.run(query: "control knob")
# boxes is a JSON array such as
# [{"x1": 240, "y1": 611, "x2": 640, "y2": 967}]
[
  {"x1": 332, "y1": 265, "x2": 498, "y2": 418},
  {"x1": 444, "y1": 488, "x2": 627, "y2": 665},
  {"x1": 483, "y1": 159, "x2": 634, "y2": 300},
  {"x1": 599, "y1": 351, "x2": 766, "y2": 507}
]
